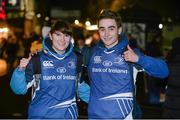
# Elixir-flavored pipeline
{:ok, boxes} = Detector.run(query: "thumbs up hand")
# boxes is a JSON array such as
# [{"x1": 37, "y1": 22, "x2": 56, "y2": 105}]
[
  {"x1": 19, "y1": 54, "x2": 32, "y2": 71},
  {"x1": 123, "y1": 45, "x2": 139, "y2": 63}
]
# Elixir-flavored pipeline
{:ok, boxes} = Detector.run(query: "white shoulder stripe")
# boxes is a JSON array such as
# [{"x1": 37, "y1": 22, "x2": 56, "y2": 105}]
[
  {"x1": 49, "y1": 97, "x2": 76, "y2": 108},
  {"x1": 99, "y1": 92, "x2": 133, "y2": 100}
]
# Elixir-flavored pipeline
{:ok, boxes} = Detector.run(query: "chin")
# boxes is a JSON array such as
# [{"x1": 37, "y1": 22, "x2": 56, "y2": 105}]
[
  {"x1": 105, "y1": 43, "x2": 113, "y2": 46},
  {"x1": 60, "y1": 48, "x2": 66, "y2": 51}
]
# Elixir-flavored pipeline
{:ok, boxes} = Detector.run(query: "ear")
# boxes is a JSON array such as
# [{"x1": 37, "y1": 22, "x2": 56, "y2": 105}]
[
  {"x1": 118, "y1": 27, "x2": 122, "y2": 34},
  {"x1": 49, "y1": 33, "x2": 53, "y2": 41}
]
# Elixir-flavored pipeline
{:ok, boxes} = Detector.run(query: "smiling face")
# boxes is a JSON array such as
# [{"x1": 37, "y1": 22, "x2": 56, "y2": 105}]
[
  {"x1": 49, "y1": 20, "x2": 72, "y2": 54},
  {"x1": 50, "y1": 30, "x2": 71, "y2": 54},
  {"x1": 98, "y1": 18, "x2": 119, "y2": 49}
]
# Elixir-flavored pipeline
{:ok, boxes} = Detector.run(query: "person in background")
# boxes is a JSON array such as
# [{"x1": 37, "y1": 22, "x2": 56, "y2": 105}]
[
  {"x1": 74, "y1": 34, "x2": 89, "y2": 64},
  {"x1": 86, "y1": 9, "x2": 169, "y2": 119},
  {"x1": 10, "y1": 20, "x2": 89, "y2": 119},
  {"x1": 0, "y1": 37, "x2": 7, "y2": 58},
  {"x1": 146, "y1": 34, "x2": 166, "y2": 104},
  {"x1": 73, "y1": 34, "x2": 90, "y2": 116},
  {"x1": 162, "y1": 37, "x2": 180, "y2": 119}
]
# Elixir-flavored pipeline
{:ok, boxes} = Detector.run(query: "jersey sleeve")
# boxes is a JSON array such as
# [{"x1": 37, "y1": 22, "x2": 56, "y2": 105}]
[
  {"x1": 10, "y1": 58, "x2": 34, "y2": 95},
  {"x1": 25, "y1": 58, "x2": 35, "y2": 83},
  {"x1": 78, "y1": 81, "x2": 90, "y2": 103},
  {"x1": 136, "y1": 53, "x2": 169, "y2": 79},
  {"x1": 10, "y1": 67, "x2": 27, "y2": 95}
]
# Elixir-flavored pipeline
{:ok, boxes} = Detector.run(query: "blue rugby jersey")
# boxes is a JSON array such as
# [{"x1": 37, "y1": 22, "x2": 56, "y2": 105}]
[
  {"x1": 10, "y1": 37, "x2": 90, "y2": 119},
  {"x1": 27, "y1": 51, "x2": 78, "y2": 119},
  {"x1": 87, "y1": 33, "x2": 169, "y2": 119},
  {"x1": 27, "y1": 37, "x2": 78, "y2": 119},
  {"x1": 88, "y1": 38, "x2": 133, "y2": 119}
]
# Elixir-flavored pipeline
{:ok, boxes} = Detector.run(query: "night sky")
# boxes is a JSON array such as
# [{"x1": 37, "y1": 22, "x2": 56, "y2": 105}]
[
  {"x1": 48, "y1": 0, "x2": 83, "y2": 9},
  {"x1": 48, "y1": 0, "x2": 180, "y2": 19}
]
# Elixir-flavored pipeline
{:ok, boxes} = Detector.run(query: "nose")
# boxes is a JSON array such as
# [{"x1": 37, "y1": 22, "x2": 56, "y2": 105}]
[
  {"x1": 104, "y1": 30, "x2": 109, "y2": 37},
  {"x1": 62, "y1": 34, "x2": 66, "y2": 40},
  {"x1": 59, "y1": 34, "x2": 66, "y2": 41}
]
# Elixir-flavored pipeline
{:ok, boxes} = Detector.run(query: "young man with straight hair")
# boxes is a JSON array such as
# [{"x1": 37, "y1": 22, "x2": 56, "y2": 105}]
[{"x1": 86, "y1": 9, "x2": 169, "y2": 119}]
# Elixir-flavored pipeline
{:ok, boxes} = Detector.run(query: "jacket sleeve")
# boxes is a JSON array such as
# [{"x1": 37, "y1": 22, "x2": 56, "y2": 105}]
[
  {"x1": 10, "y1": 58, "x2": 34, "y2": 95},
  {"x1": 78, "y1": 81, "x2": 90, "y2": 103},
  {"x1": 10, "y1": 67, "x2": 27, "y2": 95},
  {"x1": 136, "y1": 54, "x2": 169, "y2": 79}
]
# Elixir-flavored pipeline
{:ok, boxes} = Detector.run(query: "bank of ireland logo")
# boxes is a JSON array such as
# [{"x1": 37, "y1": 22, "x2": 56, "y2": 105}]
[
  {"x1": 68, "y1": 61, "x2": 76, "y2": 69},
  {"x1": 102, "y1": 60, "x2": 112, "y2": 67},
  {"x1": 114, "y1": 56, "x2": 125, "y2": 65},
  {"x1": 43, "y1": 60, "x2": 54, "y2": 67},
  {"x1": 94, "y1": 56, "x2": 102, "y2": 63},
  {"x1": 57, "y1": 67, "x2": 66, "y2": 73}
]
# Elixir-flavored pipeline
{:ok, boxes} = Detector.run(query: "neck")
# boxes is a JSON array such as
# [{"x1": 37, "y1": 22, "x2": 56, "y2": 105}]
[
  {"x1": 105, "y1": 39, "x2": 119, "y2": 49},
  {"x1": 78, "y1": 45, "x2": 84, "y2": 49},
  {"x1": 52, "y1": 46, "x2": 65, "y2": 54}
]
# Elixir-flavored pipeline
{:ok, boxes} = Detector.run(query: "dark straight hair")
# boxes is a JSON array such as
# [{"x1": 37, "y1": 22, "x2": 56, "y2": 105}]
[
  {"x1": 97, "y1": 9, "x2": 122, "y2": 28},
  {"x1": 50, "y1": 20, "x2": 72, "y2": 36}
]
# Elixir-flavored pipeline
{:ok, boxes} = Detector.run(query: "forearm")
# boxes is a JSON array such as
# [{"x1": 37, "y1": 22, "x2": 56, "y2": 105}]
[
  {"x1": 78, "y1": 81, "x2": 90, "y2": 103},
  {"x1": 10, "y1": 67, "x2": 28, "y2": 95},
  {"x1": 137, "y1": 55, "x2": 169, "y2": 79}
]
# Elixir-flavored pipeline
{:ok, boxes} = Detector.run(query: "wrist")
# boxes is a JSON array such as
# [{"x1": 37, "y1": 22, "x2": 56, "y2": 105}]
[{"x1": 18, "y1": 66, "x2": 25, "y2": 71}]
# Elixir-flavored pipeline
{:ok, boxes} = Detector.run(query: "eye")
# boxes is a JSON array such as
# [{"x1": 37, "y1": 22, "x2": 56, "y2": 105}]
[
  {"x1": 99, "y1": 28, "x2": 105, "y2": 32},
  {"x1": 109, "y1": 26, "x2": 115, "y2": 31},
  {"x1": 56, "y1": 33, "x2": 61, "y2": 36},
  {"x1": 54, "y1": 32, "x2": 61, "y2": 36},
  {"x1": 109, "y1": 28, "x2": 114, "y2": 31},
  {"x1": 65, "y1": 34, "x2": 70, "y2": 37}
]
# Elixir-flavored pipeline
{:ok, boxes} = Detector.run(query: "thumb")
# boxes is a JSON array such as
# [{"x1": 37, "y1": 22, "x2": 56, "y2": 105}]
[
  {"x1": 28, "y1": 53, "x2": 32, "y2": 60},
  {"x1": 127, "y1": 45, "x2": 133, "y2": 51}
]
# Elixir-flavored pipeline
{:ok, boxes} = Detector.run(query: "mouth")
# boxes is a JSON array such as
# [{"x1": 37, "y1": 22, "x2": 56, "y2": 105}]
[
  {"x1": 58, "y1": 42, "x2": 66, "y2": 45},
  {"x1": 104, "y1": 36, "x2": 113, "y2": 40}
]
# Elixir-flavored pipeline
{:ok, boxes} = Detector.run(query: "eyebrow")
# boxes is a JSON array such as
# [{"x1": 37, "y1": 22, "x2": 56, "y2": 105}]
[
  {"x1": 99, "y1": 26, "x2": 116, "y2": 29},
  {"x1": 54, "y1": 31, "x2": 62, "y2": 34},
  {"x1": 108, "y1": 26, "x2": 116, "y2": 29},
  {"x1": 54, "y1": 30, "x2": 72, "y2": 36}
]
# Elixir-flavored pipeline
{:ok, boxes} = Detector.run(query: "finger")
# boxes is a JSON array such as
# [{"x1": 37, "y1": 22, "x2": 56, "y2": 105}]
[
  {"x1": 123, "y1": 50, "x2": 131, "y2": 56},
  {"x1": 20, "y1": 58, "x2": 26, "y2": 62},
  {"x1": 127, "y1": 45, "x2": 133, "y2": 51},
  {"x1": 34, "y1": 50, "x2": 38, "y2": 54},
  {"x1": 28, "y1": 54, "x2": 32, "y2": 60},
  {"x1": 124, "y1": 56, "x2": 129, "y2": 61}
]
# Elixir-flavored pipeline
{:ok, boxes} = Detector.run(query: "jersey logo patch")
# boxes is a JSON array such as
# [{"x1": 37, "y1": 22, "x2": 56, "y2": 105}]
[
  {"x1": 43, "y1": 60, "x2": 54, "y2": 67},
  {"x1": 114, "y1": 56, "x2": 125, "y2": 65},
  {"x1": 94, "y1": 56, "x2": 102, "y2": 63},
  {"x1": 103, "y1": 60, "x2": 113, "y2": 67},
  {"x1": 68, "y1": 61, "x2": 76, "y2": 69},
  {"x1": 56, "y1": 67, "x2": 66, "y2": 73}
]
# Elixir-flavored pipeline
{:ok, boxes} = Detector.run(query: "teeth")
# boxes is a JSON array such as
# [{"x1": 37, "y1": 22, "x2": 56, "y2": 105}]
[{"x1": 104, "y1": 36, "x2": 113, "y2": 40}]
